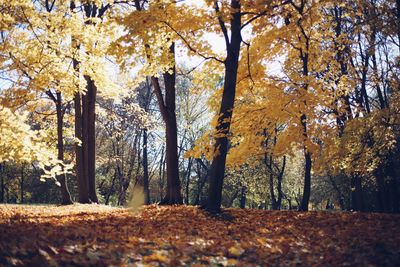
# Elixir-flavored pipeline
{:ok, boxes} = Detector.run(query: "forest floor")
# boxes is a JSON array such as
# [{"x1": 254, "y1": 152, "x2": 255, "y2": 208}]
[{"x1": 0, "y1": 204, "x2": 399, "y2": 266}]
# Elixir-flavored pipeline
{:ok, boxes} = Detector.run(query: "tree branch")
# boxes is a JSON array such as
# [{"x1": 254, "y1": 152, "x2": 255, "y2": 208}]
[
  {"x1": 151, "y1": 77, "x2": 168, "y2": 121},
  {"x1": 214, "y1": 0, "x2": 230, "y2": 51},
  {"x1": 161, "y1": 21, "x2": 225, "y2": 64}
]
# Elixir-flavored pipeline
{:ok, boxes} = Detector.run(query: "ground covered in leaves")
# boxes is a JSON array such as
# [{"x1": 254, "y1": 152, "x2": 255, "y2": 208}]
[{"x1": 0, "y1": 204, "x2": 399, "y2": 266}]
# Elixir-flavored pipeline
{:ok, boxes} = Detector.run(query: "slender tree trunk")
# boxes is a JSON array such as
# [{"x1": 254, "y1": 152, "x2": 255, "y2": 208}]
[
  {"x1": 351, "y1": 175, "x2": 364, "y2": 211},
  {"x1": 117, "y1": 165, "x2": 125, "y2": 206},
  {"x1": 240, "y1": 186, "x2": 247, "y2": 209},
  {"x1": 290, "y1": 5, "x2": 313, "y2": 212},
  {"x1": 158, "y1": 145, "x2": 165, "y2": 201},
  {"x1": 105, "y1": 171, "x2": 117, "y2": 205},
  {"x1": 299, "y1": 149, "x2": 312, "y2": 211},
  {"x1": 390, "y1": 176, "x2": 400, "y2": 213},
  {"x1": 185, "y1": 158, "x2": 192, "y2": 204},
  {"x1": 329, "y1": 175, "x2": 346, "y2": 210},
  {"x1": 277, "y1": 156, "x2": 286, "y2": 210},
  {"x1": 299, "y1": 56, "x2": 312, "y2": 211},
  {"x1": 83, "y1": 76, "x2": 98, "y2": 203},
  {"x1": 74, "y1": 92, "x2": 90, "y2": 203},
  {"x1": 151, "y1": 44, "x2": 182, "y2": 205},
  {"x1": 133, "y1": 0, "x2": 181, "y2": 205},
  {"x1": 388, "y1": 157, "x2": 400, "y2": 213},
  {"x1": 269, "y1": 169, "x2": 278, "y2": 210},
  {"x1": 396, "y1": 0, "x2": 400, "y2": 53},
  {"x1": 193, "y1": 159, "x2": 208, "y2": 205},
  {"x1": 0, "y1": 164, "x2": 4, "y2": 203},
  {"x1": 162, "y1": 103, "x2": 182, "y2": 204},
  {"x1": 56, "y1": 92, "x2": 73, "y2": 205},
  {"x1": 360, "y1": 47, "x2": 371, "y2": 114},
  {"x1": 143, "y1": 129, "x2": 150, "y2": 204},
  {"x1": 20, "y1": 165, "x2": 24, "y2": 204},
  {"x1": 375, "y1": 168, "x2": 386, "y2": 212},
  {"x1": 206, "y1": 0, "x2": 241, "y2": 213}
]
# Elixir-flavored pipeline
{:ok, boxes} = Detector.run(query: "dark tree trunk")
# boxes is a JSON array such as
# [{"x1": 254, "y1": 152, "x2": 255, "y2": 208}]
[
  {"x1": 294, "y1": 5, "x2": 313, "y2": 211},
  {"x1": 360, "y1": 42, "x2": 371, "y2": 114},
  {"x1": 299, "y1": 52, "x2": 312, "y2": 211},
  {"x1": 375, "y1": 168, "x2": 386, "y2": 212},
  {"x1": 329, "y1": 175, "x2": 346, "y2": 210},
  {"x1": 269, "y1": 168, "x2": 278, "y2": 210},
  {"x1": 263, "y1": 128, "x2": 285, "y2": 210},
  {"x1": 134, "y1": 0, "x2": 181, "y2": 205},
  {"x1": 70, "y1": 1, "x2": 90, "y2": 203},
  {"x1": 143, "y1": 129, "x2": 150, "y2": 204},
  {"x1": 162, "y1": 114, "x2": 182, "y2": 204},
  {"x1": 0, "y1": 164, "x2": 4, "y2": 203},
  {"x1": 351, "y1": 175, "x2": 364, "y2": 211},
  {"x1": 158, "y1": 146, "x2": 165, "y2": 201},
  {"x1": 20, "y1": 166, "x2": 24, "y2": 204},
  {"x1": 387, "y1": 156, "x2": 400, "y2": 213},
  {"x1": 390, "y1": 177, "x2": 400, "y2": 213},
  {"x1": 299, "y1": 149, "x2": 312, "y2": 211},
  {"x1": 105, "y1": 171, "x2": 117, "y2": 205},
  {"x1": 276, "y1": 156, "x2": 286, "y2": 210},
  {"x1": 83, "y1": 76, "x2": 98, "y2": 203},
  {"x1": 151, "y1": 44, "x2": 182, "y2": 205},
  {"x1": 193, "y1": 159, "x2": 208, "y2": 205},
  {"x1": 185, "y1": 158, "x2": 193, "y2": 205},
  {"x1": 396, "y1": 0, "x2": 400, "y2": 53},
  {"x1": 71, "y1": 1, "x2": 104, "y2": 204},
  {"x1": 117, "y1": 164, "x2": 125, "y2": 206},
  {"x1": 74, "y1": 92, "x2": 90, "y2": 203},
  {"x1": 55, "y1": 92, "x2": 73, "y2": 205},
  {"x1": 240, "y1": 186, "x2": 247, "y2": 209},
  {"x1": 205, "y1": 0, "x2": 241, "y2": 213}
]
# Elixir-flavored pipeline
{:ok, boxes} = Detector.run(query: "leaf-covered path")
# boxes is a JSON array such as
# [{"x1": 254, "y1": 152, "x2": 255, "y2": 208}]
[{"x1": 0, "y1": 204, "x2": 399, "y2": 266}]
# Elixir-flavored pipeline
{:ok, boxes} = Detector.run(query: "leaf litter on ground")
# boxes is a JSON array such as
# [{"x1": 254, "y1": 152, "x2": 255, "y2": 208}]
[{"x1": 0, "y1": 204, "x2": 399, "y2": 266}]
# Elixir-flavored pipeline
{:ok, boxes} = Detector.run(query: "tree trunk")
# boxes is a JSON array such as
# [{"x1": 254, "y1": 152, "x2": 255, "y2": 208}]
[
  {"x1": 20, "y1": 165, "x2": 24, "y2": 204},
  {"x1": 351, "y1": 175, "x2": 364, "y2": 211},
  {"x1": 329, "y1": 175, "x2": 346, "y2": 210},
  {"x1": 71, "y1": 1, "x2": 103, "y2": 204},
  {"x1": 397, "y1": 0, "x2": 400, "y2": 53},
  {"x1": 387, "y1": 157, "x2": 400, "y2": 213},
  {"x1": 375, "y1": 168, "x2": 386, "y2": 212},
  {"x1": 269, "y1": 169, "x2": 278, "y2": 210},
  {"x1": 299, "y1": 149, "x2": 312, "y2": 211},
  {"x1": 74, "y1": 92, "x2": 90, "y2": 203},
  {"x1": 83, "y1": 76, "x2": 98, "y2": 203},
  {"x1": 158, "y1": 145, "x2": 165, "y2": 201},
  {"x1": 205, "y1": 0, "x2": 241, "y2": 213},
  {"x1": 360, "y1": 44, "x2": 371, "y2": 114},
  {"x1": 161, "y1": 100, "x2": 182, "y2": 204},
  {"x1": 298, "y1": 17, "x2": 312, "y2": 211},
  {"x1": 70, "y1": 1, "x2": 90, "y2": 203},
  {"x1": 185, "y1": 158, "x2": 192, "y2": 204},
  {"x1": 151, "y1": 43, "x2": 182, "y2": 205},
  {"x1": 193, "y1": 159, "x2": 208, "y2": 205},
  {"x1": 390, "y1": 176, "x2": 400, "y2": 213},
  {"x1": 0, "y1": 164, "x2": 4, "y2": 203},
  {"x1": 56, "y1": 92, "x2": 73, "y2": 205},
  {"x1": 143, "y1": 129, "x2": 150, "y2": 204},
  {"x1": 105, "y1": 171, "x2": 117, "y2": 205},
  {"x1": 240, "y1": 186, "x2": 247, "y2": 209},
  {"x1": 277, "y1": 156, "x2": 286, "y2": 210}
]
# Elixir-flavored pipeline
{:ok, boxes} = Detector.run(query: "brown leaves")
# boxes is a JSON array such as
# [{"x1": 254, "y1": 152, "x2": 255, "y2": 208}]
[{"x1": 0, "y1": 204, "x2": 400, "y2": 266}]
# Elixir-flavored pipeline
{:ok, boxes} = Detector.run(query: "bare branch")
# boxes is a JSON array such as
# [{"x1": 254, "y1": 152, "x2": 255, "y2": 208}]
[
  {"x1": 161, "y1": 21, "x2": 225, "y2": 64},
  {"x1": 214, "y1": 0, "x2": 230, "y2": 50}
]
